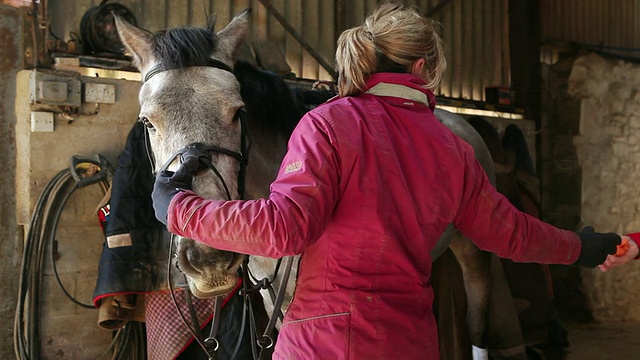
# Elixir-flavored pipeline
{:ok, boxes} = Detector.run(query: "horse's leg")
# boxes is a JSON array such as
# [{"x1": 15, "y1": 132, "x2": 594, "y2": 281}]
[
  {"x1": 449, "y1": 234, "x2": 492, "y2": 360},
  {"x1": 485, "y1": 255, "x2": 527, "y2": 359},
  {"x1": 432, "y1": 248, "x2": 472, "y2": 360},
  {"x1": 452, "y1": 234, "x2": 528, "y2": 360}
]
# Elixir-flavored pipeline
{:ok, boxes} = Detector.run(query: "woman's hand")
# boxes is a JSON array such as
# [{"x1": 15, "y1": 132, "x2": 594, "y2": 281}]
[{"x1": 599, "y1": 236, "x2": 639, "y2": 272}]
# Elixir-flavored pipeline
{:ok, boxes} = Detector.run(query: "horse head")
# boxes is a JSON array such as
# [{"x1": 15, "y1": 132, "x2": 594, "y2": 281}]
[{"x1": 115, "y1": 10, "x2": 252, "y2": 298}]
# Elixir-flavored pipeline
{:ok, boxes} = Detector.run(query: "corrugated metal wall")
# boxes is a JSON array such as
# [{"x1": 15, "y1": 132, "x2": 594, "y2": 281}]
[
  {"x1": 48, "y1": 0, "x2": 511, "y2": 101},
  {"x1": 423, "y1": 0, "x2": 510, "y2": 101},
  {"x1": 541, "y1": 0, "x2": 640, "y2": 61}
]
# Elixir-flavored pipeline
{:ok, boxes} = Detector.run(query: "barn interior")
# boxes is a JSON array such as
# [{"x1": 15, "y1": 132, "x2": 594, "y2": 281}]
[{"x1": 2, "y1": 0, "x2": 640, "y2": 359}]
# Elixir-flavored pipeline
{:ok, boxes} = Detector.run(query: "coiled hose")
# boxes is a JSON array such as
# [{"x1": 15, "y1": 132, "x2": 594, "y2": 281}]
[{"x1": 13, "y1": 156, "x2": 146, "y2": 360}]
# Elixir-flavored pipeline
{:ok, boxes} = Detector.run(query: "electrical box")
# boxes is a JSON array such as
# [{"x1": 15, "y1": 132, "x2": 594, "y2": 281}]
[
  {"x1": 28, "y1": 70, "x2": 82, "y2": 106},
  {"x1": 38, "y1": 81, "x2": 68, "y2": 102},
  {"x1": 31, "y1": 111, "x2": 54, "y2": 132},
  {"x1": 84, "y1": 82, "x2": 116, "y2": 103}
]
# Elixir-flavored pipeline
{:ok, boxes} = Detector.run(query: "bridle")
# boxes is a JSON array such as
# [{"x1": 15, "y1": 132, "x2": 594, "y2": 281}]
[
  {"x1": 145, "y1": 59, "x2": 250, "y2": 200},
  {"x1": 142, "y1": 59, "x2": 292, "y2": 360},
  {"x1": 156, "y1": 114, "x2": 250, "y2": 201}
]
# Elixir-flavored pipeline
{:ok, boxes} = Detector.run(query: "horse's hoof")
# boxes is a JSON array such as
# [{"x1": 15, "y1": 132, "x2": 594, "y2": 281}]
[{"x1": 186, "y1": 275, "x2": 239, "y2": 298}]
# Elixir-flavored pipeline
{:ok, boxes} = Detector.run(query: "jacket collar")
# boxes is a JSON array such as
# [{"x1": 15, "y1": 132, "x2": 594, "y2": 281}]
[{"x1": 363, "y1": 73, "x2": 436, "y2": 110}]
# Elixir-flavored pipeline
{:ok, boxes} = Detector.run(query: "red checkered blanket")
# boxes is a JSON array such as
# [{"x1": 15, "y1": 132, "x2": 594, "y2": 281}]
[{"x1": 145, "y1": 286, "x2": 237, "y2": 360}]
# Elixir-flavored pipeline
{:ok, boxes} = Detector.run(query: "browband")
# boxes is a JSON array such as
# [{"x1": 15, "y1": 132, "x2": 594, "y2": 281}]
[{"x1": 143, "y1": 58, "x2": 233, "y2": 83}]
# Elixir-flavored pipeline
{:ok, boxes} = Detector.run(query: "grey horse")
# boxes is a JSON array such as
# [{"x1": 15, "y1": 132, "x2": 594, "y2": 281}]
[{"x1": 115, "y1": 9, "x2": 520, "y2": 359}]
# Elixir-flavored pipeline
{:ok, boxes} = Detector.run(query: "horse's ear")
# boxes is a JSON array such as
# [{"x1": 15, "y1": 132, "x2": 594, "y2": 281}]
[
  {"x1": 114, "y1": 14, "x2": 156, "y2": 72},
  {"x1": 206, "y1": 13, "x2": 217, "y2": 31},
  {"x1": 215, "y1": 8, "x2": 252, "y2": 65}
]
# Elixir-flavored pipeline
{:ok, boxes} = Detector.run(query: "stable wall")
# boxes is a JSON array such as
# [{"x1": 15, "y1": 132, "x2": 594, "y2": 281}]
[
  {"x1": 568, "y1": 53, "x2": 640, "y2": 321},
  {"x1": 47, "y1": 0, "x2": 512, "y2": 102},
  {"x1": 14, "y1": 69, "x2": 141, "y2": 358},
  {"x1": 0, "y1": 4, "x2": 22, "y2": 358}
]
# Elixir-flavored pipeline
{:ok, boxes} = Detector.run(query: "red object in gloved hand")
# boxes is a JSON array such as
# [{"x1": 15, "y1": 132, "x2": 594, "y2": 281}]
[{"x1": 615, "y1": 237, "x2": 630, "y2": 256}]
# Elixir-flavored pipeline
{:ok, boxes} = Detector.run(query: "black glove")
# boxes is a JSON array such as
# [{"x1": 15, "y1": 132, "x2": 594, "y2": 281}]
[
  {"x1": 151, "y1": 153, "x2": 208, "y2": 225},
  {"x1": 573, "y1": 226, "x2": 621, "y2": 267}
]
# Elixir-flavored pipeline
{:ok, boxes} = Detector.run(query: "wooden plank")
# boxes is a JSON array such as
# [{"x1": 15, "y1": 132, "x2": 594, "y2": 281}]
[
  {"x1": 260, "y1": 0, "x2": 335, "y2": 78},
  {"x1": 635, "y1": 1, "x2": 640, "y2": 52},
  {"x1": 460, "y1": 0, "x2": 472, "y2": 100},
  {"x1": 471, "y1": 0, "x2": 483, "y2": 101},
  {"x1": 301, "y1": 0, "x2": 319, "y2": 79},
  {"x1": 364, "y1": 0, "x2": 377, "y2": 16},
  {"x1": 268, "y1": 0, "x2": 287, "y2": 41},
  {"x1": 425, "y1": 0, "x2": 454, "y2": 16},
  {"x1": 437, "y1": 0, "x2": 454, "y2": 97},
  {"x1": 166, "y1": 0, "x2": 189, "y2": 28},
  {"x1": 128, "y1": 0, "x2": 145, "y2": 28},
  {"x1": 482, "y1": 0, "x2": 496, "y2": 94},
  {"x1": 210, "y1": 0, "x2": 231, "y2": 28},
  {"x1": 318, "y1": 0, "x2": 335, "y2": 80},
  {"x1": 334, "y1": 0, "x2": 347, "y2": 40},
  {"x1": 142, "y1": 0, "x2": 167, "y2": 31},
  {"x1": 502, "y1": 0, "x2": 509, "y2": 87},
  {"x1": 285, "y1": 0, "x2": 303, "y2": 77},
  {"x1": 349, "y1": 0, "x2": 365, "y2": 28},
  {"x1": 188, "y1": 0, "x2": 210, "y2": 26},
  {"x1": 253, "y1": 0, "x2": 269, "y2": 41},
  {"x1": 233, "y1": 0, "x2": 251, "y2": 18},
  {"x1": 452, "y1": 0, "x2": 463, "y2": 98}
]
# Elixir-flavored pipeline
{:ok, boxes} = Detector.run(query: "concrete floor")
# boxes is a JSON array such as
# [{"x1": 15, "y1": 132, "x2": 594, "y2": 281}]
[{"x1": 563, "y1": 321, "x2": 640, "y2": 359}]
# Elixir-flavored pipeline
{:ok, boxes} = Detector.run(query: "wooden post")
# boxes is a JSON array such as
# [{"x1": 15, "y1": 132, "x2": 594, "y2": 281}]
[{"x1": 508, "y1": 0, "x2": 541, "y2": 118}]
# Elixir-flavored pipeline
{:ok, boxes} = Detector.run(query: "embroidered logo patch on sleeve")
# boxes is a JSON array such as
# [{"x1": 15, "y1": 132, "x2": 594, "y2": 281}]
[{"x1": 284, "y1": 161, "x2": 302, "y2": 173}]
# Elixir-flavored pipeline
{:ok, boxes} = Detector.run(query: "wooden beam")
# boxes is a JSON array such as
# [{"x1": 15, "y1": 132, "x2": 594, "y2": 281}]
[
  {"x1": 257, "y1": 0, "x2": 337, "y2": 79},
  {"x1": 426, "y1": 0, "x2": 454, "y2": 17},
  {"x1": 508, "y1": 0, "x2": 540, "y2": 117}
]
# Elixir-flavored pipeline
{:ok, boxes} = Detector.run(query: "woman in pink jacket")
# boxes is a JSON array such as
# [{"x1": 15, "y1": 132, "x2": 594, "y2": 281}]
[{"x1": 152, "y1": 3, "x2": 620, "y2": 359}]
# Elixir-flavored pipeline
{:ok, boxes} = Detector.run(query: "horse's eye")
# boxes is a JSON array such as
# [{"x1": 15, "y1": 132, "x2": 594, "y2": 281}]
[
  {"x1": 233, "y1": 108, "x2": 245, "y2": 123},
  {"x1": 139, "y1": 116, "x2": 155, "y2": 130}
]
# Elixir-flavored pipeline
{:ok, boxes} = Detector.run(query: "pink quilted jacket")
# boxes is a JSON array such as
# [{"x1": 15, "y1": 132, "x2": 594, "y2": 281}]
[{"x1": 168, "y1": 73, "x2": 581, "y2": 359}]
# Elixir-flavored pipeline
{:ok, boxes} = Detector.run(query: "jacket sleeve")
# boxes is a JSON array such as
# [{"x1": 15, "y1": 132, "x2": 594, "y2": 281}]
[
  {"x1": 167, "y1": 112, "x2": 340, "y2": 258},
  {"x1": 453, "y1": 147, "x2": 582, "y2": 264}
]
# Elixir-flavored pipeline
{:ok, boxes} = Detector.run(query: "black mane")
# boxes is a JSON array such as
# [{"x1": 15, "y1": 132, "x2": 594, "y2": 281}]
[
  {"x1": 233, "y1": 61, "x2": 309, "y2": 136},
  {"x1": 153, "y1": 27, "x2": 218, "y2": 70}
]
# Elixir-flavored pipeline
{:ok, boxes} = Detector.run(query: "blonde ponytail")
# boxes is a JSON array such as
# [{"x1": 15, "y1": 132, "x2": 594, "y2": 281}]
[
  {"x1": 335, "y1": 2, "x2": 447, "y2": 97},
  {"x1": 335, "y1": 27, "x2": 378, "y2": 97}
]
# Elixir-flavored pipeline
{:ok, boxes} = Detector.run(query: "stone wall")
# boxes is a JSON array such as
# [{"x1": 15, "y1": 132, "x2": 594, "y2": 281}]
[
  {"x1": 13, "y1": 69, "x2": 141, "y2": 358},
  {"x1": 568, "y1": 53, "x2": 640, "y2": 321}
]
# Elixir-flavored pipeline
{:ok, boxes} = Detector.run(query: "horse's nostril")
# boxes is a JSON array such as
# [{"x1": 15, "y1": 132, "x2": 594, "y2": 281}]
[{"x1": 227, "y1": 253, "x2": 246, "y2": 272}]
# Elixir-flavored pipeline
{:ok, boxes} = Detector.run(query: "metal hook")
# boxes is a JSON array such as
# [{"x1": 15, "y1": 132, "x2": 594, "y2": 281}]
[
  {"x1": 204, "y1": 336, "x2": 220, "y2": 352},
  {"x1": 258, "y1": 335, "x2": 274, "y2": 349}
]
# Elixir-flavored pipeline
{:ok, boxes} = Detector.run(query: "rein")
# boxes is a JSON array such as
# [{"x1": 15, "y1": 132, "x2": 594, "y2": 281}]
[{"x1": 143, "y1": 59, "x2": 293, "y2": 360}]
